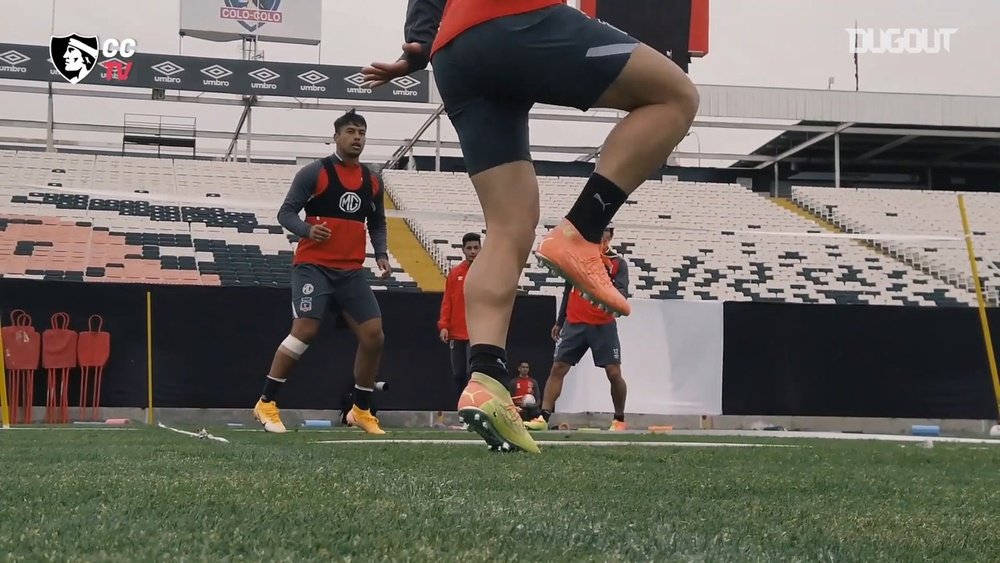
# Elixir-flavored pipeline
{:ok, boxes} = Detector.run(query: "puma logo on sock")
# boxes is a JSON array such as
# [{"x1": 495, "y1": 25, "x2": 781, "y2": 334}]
[{"x1": 593, "y1": 193, "x2": 611, "y2": 210}]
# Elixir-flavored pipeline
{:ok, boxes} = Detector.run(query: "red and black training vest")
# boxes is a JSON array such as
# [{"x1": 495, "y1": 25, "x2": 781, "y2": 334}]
[{"x1": 294, "y1": 157, "x2": 380, "y2": 270}]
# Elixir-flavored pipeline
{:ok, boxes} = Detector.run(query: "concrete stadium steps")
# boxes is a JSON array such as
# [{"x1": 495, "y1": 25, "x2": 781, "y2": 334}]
[{"x1": 383, "y1": 190, "x2": 445, "y2": 292}]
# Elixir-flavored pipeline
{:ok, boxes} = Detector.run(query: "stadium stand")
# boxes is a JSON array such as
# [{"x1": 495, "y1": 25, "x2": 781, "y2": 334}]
[
  {"x1": 0, "y1": 150, "x2": 418, "y2": 291},
  {"x1": 383, "y1": 170, "x2": 979, "y2": 306},
  {"x1": 0, "y1": 151, "x2": 990, "y2": 307},
  {"x1": 792, "y1": 186, "x2": 1000, "y2": 306}
]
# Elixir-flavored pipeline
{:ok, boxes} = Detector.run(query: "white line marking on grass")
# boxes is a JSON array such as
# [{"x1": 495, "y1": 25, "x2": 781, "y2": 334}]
[
  {"x1": 313, "y1": 439, "x2": 800, "y2": 448},
  {"x1": 669, "y1": 430, "x2": 1000, "y2": 445},
  {"x1": 157, "y1": 423, "x2": 230, "y2": 443}
]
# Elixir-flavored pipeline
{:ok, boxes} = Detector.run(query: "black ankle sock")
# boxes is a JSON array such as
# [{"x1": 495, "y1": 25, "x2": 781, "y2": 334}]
[
  {"x1": 541, "y1": 409, "x2": 552, "y2": 422},
  {"x1": 353, "y1": 385, "x2": 373, "y2": 411},
  {"x1": 469, "y1": 344, "x2": 509, "y2": 382},
  {"x1": 565, "y1": 173, "x2": 627, "y2": 243},
  {"x1": 613, "y1": 414, "x2": 625, "y2": 422},
  {"x1": 261, "y1": 375, "x2": 285, "y2": 402}
]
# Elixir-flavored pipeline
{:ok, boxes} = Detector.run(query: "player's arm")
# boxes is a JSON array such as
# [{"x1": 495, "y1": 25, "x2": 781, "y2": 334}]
[
  {"x1": 612, "y1": 258, "x2": 630, "y2": 299},
  {"x1": 556, "y1": 280, "x2": 571, "y2": 327},
  {"x1": 361, "y1": 0, "x2": 444, "y2": 87},
  {"x1": 401, "y1": 0, "x2": 446, "y2": 71},
  {"x1": 367, "y1": 172, "x2": 389, "y2": 261},
  {"x1": 506, "y1": 377, "x2": 520, "y2": 401},
  {"x1": 277, "y1": 161, "x2": 321, "y2": 240},
  {"x1": 438, "y1": 269, "x2": 453, "y2": 332},
  {"x1": 368, "y1": 171, "x2": 391, "y2": 278}
]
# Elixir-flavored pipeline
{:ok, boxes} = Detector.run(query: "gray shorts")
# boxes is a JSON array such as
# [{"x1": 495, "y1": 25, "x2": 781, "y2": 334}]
[
  {"x1": 554, "y1": 321, "x2": 622, "y2": 367},
  {"x1": 432, "y1": 4, "x2": 639, "y2": 176},
  {"x1": 290, "y1": 264, "x2": 381, "y2": 324}
]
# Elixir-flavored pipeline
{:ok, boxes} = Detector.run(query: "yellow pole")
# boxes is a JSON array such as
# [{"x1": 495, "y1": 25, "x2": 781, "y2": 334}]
[
  {"x1": 0, "y1": 317, "x2": 10, "y2": 429},
  {"x1": 957, "y1": 194, "x2": 1000, "y2": 421},
  {"x1": 146, "y1": 291, "x2": 154, "y2": 425}
]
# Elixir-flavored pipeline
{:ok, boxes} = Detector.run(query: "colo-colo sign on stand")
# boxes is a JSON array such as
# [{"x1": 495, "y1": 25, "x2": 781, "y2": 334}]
[{"x1": 0, "y1": 42, "x2": 430, "y2": 103}]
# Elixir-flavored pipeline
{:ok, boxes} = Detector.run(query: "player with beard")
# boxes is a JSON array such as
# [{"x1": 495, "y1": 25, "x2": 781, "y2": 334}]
[
  {"x1": 253, "y1": 109, "x2": 392, "y2": 435},
  {"x1": 433, "y1": 232, "x2": 481, "y2": 428},
  {"x1": 438, "y1": 232, "x2": 481, "y2": 390},
  {"x1": 535, "y1": 227, "x2": 629, "y2": 431}
]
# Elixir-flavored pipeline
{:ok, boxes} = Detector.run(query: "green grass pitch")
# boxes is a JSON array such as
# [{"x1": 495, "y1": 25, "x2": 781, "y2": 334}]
[{"x1": 1, "y1": 426, "x2": 997, "y2": 562}]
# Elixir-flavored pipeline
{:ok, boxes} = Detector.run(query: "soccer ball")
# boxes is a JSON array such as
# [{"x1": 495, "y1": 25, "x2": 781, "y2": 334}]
[{"x1": 522, "y1": 395, "x2": 536, "y2": 407}]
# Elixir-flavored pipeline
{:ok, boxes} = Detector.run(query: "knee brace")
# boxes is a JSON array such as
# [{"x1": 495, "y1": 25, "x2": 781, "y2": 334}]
[{"x1": 280, "y1": 335, "x2": 309, "y2": 359}]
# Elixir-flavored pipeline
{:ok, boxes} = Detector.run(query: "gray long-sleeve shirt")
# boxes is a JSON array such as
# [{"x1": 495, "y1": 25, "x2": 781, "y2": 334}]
[
  {"x1": 556, "y1": 254, "x2": 630, "y2": 326},
  {"x1": 401, "y1": 0, "x2": 447, "y2": 71},
  {"x1": 277, "y1": 156, "x2": 388, "y2": 261}
]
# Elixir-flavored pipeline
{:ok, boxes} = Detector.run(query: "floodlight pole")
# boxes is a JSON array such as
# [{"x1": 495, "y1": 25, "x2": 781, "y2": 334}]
[
  {"x1": 246, "y1": 104, "x2": 252, "y2": 165},
  {"x1": 242, "y1": 35, "x2": 259, "y2": 164},
  {"x1": 46, "y1": 83, "x2": 54, "y2": 152},
  {"x1": 435, "y1": 115, "x2": 441, "y2": 171},
  {"x1": 47, "y1": 0, "x2": 56, "y2": 152}
]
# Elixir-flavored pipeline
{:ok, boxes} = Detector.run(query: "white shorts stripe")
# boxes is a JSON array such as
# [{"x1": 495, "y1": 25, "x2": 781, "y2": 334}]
[{"x1": 586, "y1": 43, "x2": 637, "y2": 58}]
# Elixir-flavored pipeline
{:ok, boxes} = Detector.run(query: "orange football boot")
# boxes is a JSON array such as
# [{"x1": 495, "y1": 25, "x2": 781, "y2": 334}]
[{"x1": 535, "y1": 220, "x2": 631, "y2": 317}]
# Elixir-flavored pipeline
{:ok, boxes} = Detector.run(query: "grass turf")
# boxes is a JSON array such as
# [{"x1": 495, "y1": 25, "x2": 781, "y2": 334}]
[{"x1": 1, "y1": 426, "x2": 998, "y2": 562}]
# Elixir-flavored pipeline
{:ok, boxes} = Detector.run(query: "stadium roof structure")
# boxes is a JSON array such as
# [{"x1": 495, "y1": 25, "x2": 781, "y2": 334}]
[
  {"x1": 702, "y1": 86, "x2": 1000, "y2": 171},
  {"x1": 396, "y1": 84, "x2": 1000, "y2": 171},
  {"x1": 733, "y1": 120, "x2": 1000, "y2": 172},
  {"x1": 1, "y1": 80, "x2": 999, "y2": 179}
]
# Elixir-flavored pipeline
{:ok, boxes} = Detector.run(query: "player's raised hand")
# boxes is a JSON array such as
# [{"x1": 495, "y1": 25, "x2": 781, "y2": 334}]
[{"x1": 361, "y1": 43, "x2": 423, "y2": 88}]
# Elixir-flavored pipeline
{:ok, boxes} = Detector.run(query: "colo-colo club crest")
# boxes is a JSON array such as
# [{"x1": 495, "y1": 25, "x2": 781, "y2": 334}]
[{"x1": 49, "y1": 34, "x2": 100, "y2": 84}]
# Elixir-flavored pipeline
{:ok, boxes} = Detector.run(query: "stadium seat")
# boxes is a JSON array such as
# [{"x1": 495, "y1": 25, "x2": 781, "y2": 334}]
[
  {"x1": 793, "y1": 186, "x2": 999, "y2": 306},
  {"x1": 0, "y1": 151, "x2": 986, "y2": 306},
  {"x1": 383, "y1": 170, "x2": 979, "y2": 306},
  {"x1": 0, "y1": 152, "x2": 416, "y2": 290}
]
